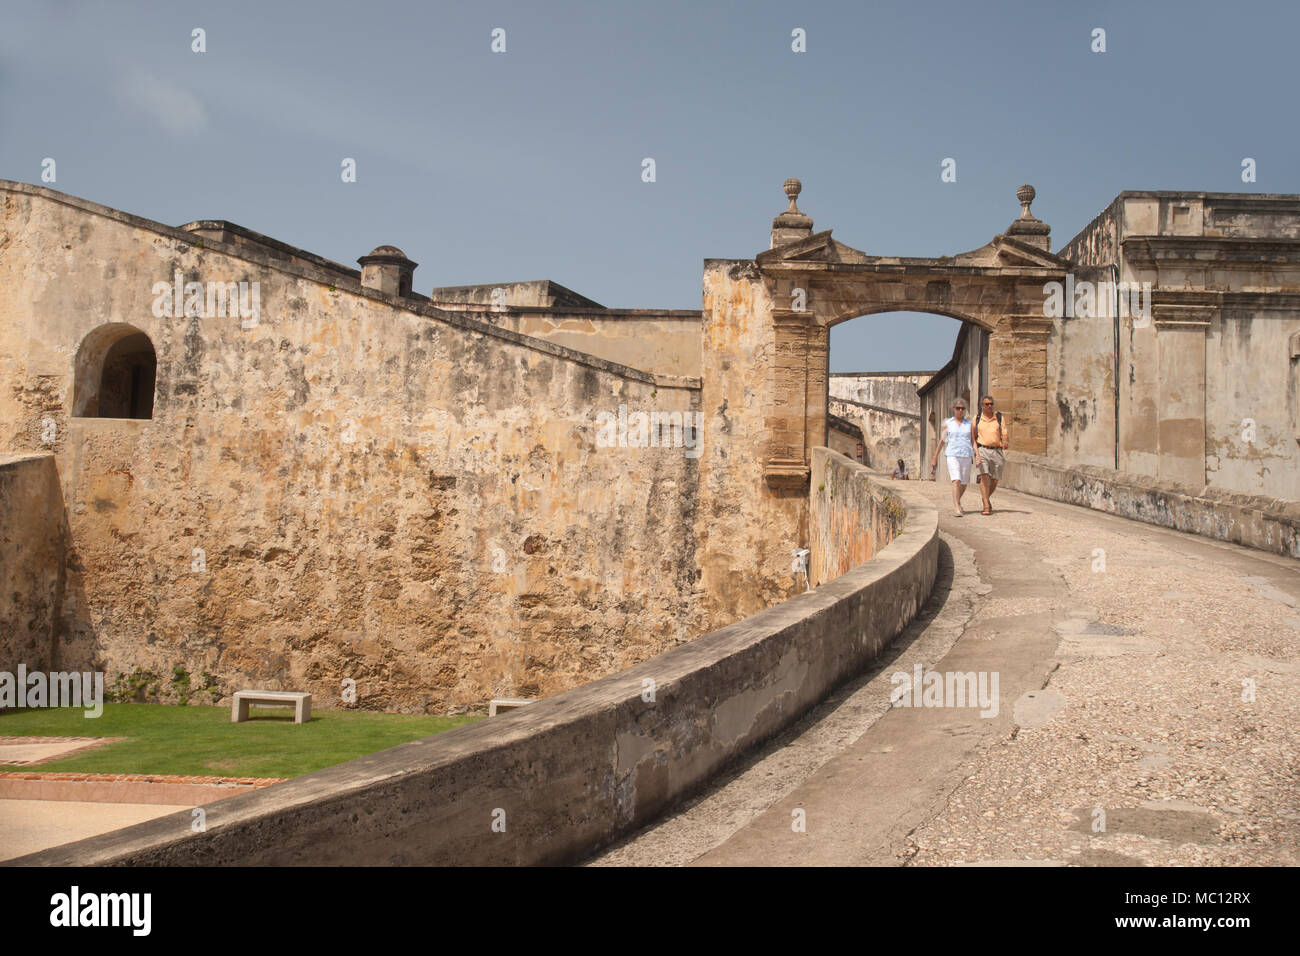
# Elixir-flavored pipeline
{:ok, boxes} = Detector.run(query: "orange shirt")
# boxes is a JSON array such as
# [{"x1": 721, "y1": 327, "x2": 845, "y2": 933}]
[{"x1": 976, "y1": 414, "x2": 1006, "y2": 447}]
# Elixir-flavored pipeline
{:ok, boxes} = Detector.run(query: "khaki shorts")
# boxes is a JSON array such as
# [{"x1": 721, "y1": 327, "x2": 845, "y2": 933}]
[{"x1": 975, "y1": 447, "x2": 1005, "y2": 479}]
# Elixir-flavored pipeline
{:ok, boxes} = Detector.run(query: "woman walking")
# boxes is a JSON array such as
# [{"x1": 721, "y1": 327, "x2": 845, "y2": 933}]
[{"x1": 930, "y1": 399, "x2": 974, "y2": 516}]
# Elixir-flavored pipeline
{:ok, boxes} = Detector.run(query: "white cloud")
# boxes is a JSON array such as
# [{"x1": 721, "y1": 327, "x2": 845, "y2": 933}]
[{"x1": 116, "y1": 69, "x2": 207, "y2": 137}]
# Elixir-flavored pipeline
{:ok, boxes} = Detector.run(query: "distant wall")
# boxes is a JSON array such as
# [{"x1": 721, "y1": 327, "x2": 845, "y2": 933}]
[
  {"x1": 0, "y1": 453, "x2": 65, "y2": 673},
  {"x1": 829, "y1": 397, "x2": 920, "y2": 473},
  {"x1": 826, "y1": 417, "x2": 863, "y2": 461},
  {"x1": 0, "y1": 182, "x2": 707, "y2": 714},
  {"x1": 809, "y1": 448, "x2": 907, "y2": 587},
  {"x1": 429, "y1": 280, "x2": 603, "y2": 309},
  {"x1": 435, "y1": 304, "x2": 703, "y2": 379},
  {"x1": 829, "y1": 373, "x2": 928, "y2": 474},
  {"x1": 1003, "y1": 450, "x2": 1300, "y2": 558},
  {"x1": 16, "y1": 462, "x2": 937, "y2": 867},
  {"x1": 829, "y1": 372, "x2": 930, "y2": 412}
]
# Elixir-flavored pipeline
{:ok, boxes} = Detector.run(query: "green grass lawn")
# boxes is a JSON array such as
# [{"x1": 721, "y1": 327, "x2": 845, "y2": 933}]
[{"x1": 0, "y1": 703, "x2": 482, "y2": 779}]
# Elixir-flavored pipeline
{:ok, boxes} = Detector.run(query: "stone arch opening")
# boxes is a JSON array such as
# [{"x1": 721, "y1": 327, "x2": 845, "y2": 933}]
[
  {"x1": 73, "y1": 323, "x2": 157, "y2": 419},
  {"x1": 828, "y1": 310, "x2": 968, "y2": 475}
]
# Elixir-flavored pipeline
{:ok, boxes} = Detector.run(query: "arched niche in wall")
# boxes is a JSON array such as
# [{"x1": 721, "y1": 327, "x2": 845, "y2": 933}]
[{"x1": 73, "y1": 323, "x2": 157, "y2": 419}]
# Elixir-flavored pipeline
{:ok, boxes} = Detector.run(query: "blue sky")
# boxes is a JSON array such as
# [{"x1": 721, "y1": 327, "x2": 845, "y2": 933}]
[{"x1": 3, "y1": 0, "x2": 1296, "y2": 371}]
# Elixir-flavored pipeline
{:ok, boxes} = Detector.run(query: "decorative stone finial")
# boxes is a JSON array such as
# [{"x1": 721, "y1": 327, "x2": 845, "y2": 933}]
[
  {"x1": 1016, "y1": 184, "x2": 1036, "y2": 218},
  {"x1": 783, "y1": 178, "x2": 803, "y2": 214},
  {"x1": 771, "y1": 178, "x2": 813, "y2": 249},
  {"x1": 1006, "y1": 183, "x2": 1050, "y2": 250}
]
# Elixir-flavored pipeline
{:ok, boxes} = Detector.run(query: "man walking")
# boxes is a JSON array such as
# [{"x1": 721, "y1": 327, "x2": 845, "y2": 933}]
[{"x1": 972, "y1": 395, "x2": 1008, "y2": 515}]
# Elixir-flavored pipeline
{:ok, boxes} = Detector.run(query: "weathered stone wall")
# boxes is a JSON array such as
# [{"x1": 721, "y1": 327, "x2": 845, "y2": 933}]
[
  {"x1": 1002, "y1": 450, "x2": 1300, "y2": 558},
  {"x1": 1052, "y1": 193, "x2": 1300, "y2": 501},
  {"x1": 828, "y1": 372, "x2": 928, "y2": 474},
  {"x1": 0, "y1": 452, "x2": 65, "y2": 673},
  {"x1": 828, "y1": 372, "x2": 930, "y2": 412},
  {"x1": 1057, "y1": 199, "x2": 1121, "y2": 268},
  {"x1": 808, "y1": 448, "x2": 906, "y2": 587},
  {"x1": 435, "y1": 304, "x2": 703, "y2": 379},
  {"x1": 826, "y1": 415, "x2": 863, "y2": 461},
  {"x1": 15, "y1": 471, "x2": 938, "y2": 867},
  {"x1": 429, "y1": 280, "x2": 603, "y2": 309},
  {"x1": 1207, "y1": 305, "x2": 1300, "y2": 499},
  {"x1": 829, "y1": 397, "x2": 921, "y2": 474},
  {"x1": 695, "y1": 259, "x2": 807, "y2": 624},
  {"x1": 0, "y1": 183, "x2": 707, "y2": 713}
]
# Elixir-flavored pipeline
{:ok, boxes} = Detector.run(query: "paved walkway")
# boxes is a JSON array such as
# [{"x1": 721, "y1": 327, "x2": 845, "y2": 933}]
[
  {"x1": 590, "y1": 482, "x2": 1300, "y2": 866},
  {"x1": 0, "y1": 800, "x2": 191, "y2": 862}
]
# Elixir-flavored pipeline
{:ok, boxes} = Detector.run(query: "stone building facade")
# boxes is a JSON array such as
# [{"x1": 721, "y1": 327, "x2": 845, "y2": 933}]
[{"x1": 921, "y1": 191, "x2": 1300, "y2": 501}]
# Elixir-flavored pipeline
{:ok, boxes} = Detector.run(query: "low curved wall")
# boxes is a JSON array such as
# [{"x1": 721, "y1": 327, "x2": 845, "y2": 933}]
[
  {"x1": 809, "y1": 447, "x2": 907, "y2": 587},
  {"x1": 1003, "y1": 451, "x2": 1300, "y2": 558},
  {"x1": 13, "y1": 454, "x2": 938, "y2": 867}
]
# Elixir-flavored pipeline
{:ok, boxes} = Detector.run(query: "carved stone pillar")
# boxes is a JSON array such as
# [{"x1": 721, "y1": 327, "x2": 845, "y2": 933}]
[
  {"x1": 765, "y1": 307, "x2": 821, "y2": 488},
  {"x1": 989, "y1": 314, "x2": 1052, "y2": 454}
]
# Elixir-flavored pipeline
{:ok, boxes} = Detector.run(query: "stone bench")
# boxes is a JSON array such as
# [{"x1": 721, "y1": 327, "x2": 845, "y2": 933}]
[
  {"x1": 232, "y1": 690, "x2": 312, "y2": 724},
  {"x1": 488, "y1": 698, "x2": 534, "y2": 717}
]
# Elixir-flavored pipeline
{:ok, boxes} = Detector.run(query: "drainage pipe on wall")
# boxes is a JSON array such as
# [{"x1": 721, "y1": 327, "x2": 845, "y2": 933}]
[{"x1": 1112, "y1": 262, "x2": 1121, "y2": 471}]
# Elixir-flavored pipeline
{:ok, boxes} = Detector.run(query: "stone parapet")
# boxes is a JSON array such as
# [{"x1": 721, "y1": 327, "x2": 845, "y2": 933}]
[
  {"x1": 1002, "y1": 451, "x2": 1300, "y2": 558},
  {"x1": 809, "y1": 448, "x2": 907, "y2": 586}
]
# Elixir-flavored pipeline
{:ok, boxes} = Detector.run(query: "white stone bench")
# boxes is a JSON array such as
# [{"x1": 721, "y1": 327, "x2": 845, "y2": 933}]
[
  {"x1": 232, "y1": 690, "x2": 312, "y2": 724},
  {"x1": 488, "y1": 697, "x2": 534, "y2": 716}
]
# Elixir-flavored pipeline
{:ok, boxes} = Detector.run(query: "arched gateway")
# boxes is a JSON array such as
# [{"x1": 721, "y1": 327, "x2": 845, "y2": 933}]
[
  {"x1": 757, "y1": 179, "x2": 1065, "y2": 484},
  {"x1": 695, "y1": 180, "x2": 1069, "y2": 618}
]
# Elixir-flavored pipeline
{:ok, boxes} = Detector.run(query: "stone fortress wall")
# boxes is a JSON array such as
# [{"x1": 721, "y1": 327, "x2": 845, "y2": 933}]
[{"x1": 0, "y1": 183, "x2": 707, "y2": 713}]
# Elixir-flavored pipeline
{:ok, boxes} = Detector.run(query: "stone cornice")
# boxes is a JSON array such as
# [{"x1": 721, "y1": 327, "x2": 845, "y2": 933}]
[
  {"x1": 1124, "y1": 235, "x2": 1300, "y2": 265},
  {"x1": 764, "y1": 457, "x2": 811, "y2": 489},
  {"x1": 1004, "y1": 315, "x2": 1055, "y2": 334},
  {"x1": 758, "y1": 260, "x2": 1065, "y2": 279},
  {"x1": 1151, "y1": 300, "x2": 1216, "y2": 329}
]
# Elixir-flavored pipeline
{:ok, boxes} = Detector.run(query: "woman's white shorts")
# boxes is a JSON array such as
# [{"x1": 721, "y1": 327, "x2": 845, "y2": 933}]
[{"x1": 947, "y1": 455, "x2": 972, "y2": 484}]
